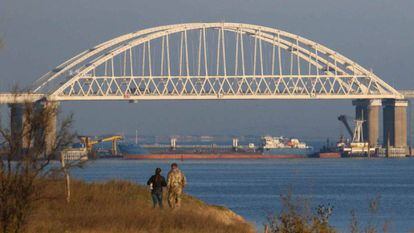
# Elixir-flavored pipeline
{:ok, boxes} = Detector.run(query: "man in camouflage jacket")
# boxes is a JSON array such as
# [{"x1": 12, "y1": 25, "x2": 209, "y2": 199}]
[{"x1": 167, "y1": 163, "x2": 187, "y2": 208}]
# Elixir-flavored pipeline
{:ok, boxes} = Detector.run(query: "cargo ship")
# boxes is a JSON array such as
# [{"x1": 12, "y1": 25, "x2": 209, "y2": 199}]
[
  {"x1": 119, "y1": 136, "x2": 313, "y2": 159},
  {"x1": 309, "y1": 138, "x2": 342, "y2": 158}
]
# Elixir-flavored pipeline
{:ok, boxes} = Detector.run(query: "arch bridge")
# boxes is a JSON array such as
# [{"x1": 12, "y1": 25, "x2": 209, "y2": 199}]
[{"x1": 1, "y1": 22, "x2": 410, "y2": 156}]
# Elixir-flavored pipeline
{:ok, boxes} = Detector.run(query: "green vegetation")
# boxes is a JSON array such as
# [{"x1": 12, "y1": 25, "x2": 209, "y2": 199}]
[{"x1": 26, "y1": 179, "x2": 254, "y2": 233}]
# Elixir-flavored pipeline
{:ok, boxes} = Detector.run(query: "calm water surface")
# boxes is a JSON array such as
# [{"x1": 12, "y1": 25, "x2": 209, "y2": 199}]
[{"x1": 71, "y1": 158, "x2": 414, "y2": 232}]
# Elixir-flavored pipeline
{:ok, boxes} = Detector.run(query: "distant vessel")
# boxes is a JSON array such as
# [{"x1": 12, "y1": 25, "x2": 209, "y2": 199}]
[
  {"x1": 311, "y1": 116, "x2": 378, "y2": 158},
  {"x1": 309, "y1": 138, "x2": 342, "y2": 158},
  {"x1": 262, "y1": 136, "x2": 309, "y2": 149},
  {"x1": 261, "y1": 136, "x2": 312, "y2": 158},
  {"x1": 119, "y1": 136, "x2": 313, "y2": 159}
]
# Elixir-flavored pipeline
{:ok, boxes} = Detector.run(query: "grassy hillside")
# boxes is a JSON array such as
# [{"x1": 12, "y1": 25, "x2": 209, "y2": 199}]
[{"x1": 27, "y1": 180, "x2": 254, "y2": 233}]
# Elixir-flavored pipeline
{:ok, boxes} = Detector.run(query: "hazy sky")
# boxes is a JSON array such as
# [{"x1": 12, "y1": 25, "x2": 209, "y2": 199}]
[{"x1": 0, "y1": 0, "x2": 413, "y2": 139}]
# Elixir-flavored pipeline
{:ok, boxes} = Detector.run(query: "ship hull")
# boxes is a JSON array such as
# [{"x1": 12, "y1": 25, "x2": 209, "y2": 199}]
[
  {"x1": 123, "y1": 153, "x2": 306, "y2": 160},
  {"x1": 318, "y1": 152, "x2": 342, "y2": 158},
  {"x1": 119, "y1": 143, "x2": 312, "y2": 160}
]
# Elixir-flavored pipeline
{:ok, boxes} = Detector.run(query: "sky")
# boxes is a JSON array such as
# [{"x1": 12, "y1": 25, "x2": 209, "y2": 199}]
[{"x1": 0, "y1": 0, "x2": 413, "y2": 139}]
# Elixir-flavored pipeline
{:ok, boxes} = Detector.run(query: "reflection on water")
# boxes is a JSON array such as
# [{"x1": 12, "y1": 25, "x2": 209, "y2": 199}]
[{"x1": 72, "y1": 158, "x2": 414, "y2": 232}]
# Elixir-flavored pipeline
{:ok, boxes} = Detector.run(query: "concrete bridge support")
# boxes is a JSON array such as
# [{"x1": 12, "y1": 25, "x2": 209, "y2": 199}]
[
  {"x1": 9, "y1": 101, "x2": 59, "y2": 156},
  {"x1": 353, "y1": 99, "x2": 381, "y2": 147},
  {"x1": 383, "y1": 99, "x2": 408, "y2": 150},
  {"x1": 42, "y1": 101, "x2": 59, "y2": 155},
  {"x1": 9, "y1": 103, "x2": 30, "y2": 150}
]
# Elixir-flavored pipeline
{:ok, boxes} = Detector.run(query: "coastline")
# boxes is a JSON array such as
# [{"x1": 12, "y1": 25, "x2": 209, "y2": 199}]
[{"x1": 27, "y1": 179, "x2": 255, "y2": 233}]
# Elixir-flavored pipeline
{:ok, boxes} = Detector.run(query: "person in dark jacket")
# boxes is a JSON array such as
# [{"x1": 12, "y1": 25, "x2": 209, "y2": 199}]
[{"x1": 147, "y1": 167, "x2": 167, "y2": 208}]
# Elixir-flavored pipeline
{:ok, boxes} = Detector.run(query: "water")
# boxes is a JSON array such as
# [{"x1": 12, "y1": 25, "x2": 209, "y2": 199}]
[{"x1": 71, "y1": 158, "x2": 414, "y2": 232}]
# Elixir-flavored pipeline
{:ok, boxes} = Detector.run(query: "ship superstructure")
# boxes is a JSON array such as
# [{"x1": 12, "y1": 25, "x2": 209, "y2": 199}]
[
  {"x1": 261, "y1": 136, "x2": 310, "y2": 149},
  {"x1": 337, "y1": 115, "x2": 376, "y2": 157},
  {"x1": 260, "y1": 136, "x2": 312, "y2": 157}
]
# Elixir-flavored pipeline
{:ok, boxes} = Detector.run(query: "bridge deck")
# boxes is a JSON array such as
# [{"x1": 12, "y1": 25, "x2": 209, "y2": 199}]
[
  {"x1": 0, "y1": 93, "x2": 45, "y2": 104},
  {"x1": 1, "y1": 91, "x2": 413, "y2": 104},
  {"x1": 398, "y1": 90, "x2": 414, "y2": 99}
]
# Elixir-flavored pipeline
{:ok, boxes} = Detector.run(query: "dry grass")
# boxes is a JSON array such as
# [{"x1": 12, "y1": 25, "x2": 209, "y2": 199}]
[{"x1": 26, "y1": 179, "x2": 254, "y2": 233}]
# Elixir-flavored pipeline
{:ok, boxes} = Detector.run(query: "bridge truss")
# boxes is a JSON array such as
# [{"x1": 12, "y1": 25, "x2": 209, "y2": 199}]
[{"x1": 32, "y1": 23, "x2": 403, "y2": 101}]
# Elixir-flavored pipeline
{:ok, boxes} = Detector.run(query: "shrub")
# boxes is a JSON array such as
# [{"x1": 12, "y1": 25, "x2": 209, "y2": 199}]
[{"x1": 265, "y1": 192, "x2": 336, "y2": 233}]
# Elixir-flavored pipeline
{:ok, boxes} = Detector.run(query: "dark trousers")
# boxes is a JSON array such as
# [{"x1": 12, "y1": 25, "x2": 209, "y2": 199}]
[{"x1": 151, "y1": 192, "x2": 163, "y2": 208}]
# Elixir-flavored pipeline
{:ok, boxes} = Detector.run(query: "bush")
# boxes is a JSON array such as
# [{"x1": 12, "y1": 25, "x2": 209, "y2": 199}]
[{"x1": 265, "y1": 192, "x2": 336, "y2": 233}]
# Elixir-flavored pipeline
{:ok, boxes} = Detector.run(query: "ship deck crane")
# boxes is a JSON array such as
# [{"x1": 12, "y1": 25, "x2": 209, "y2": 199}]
[
  {"x1": 78, "y1": 135, "x2": 123, "y2": 155},
  {"x1": 337, "y1": 115, "x2": 375, "y2": 156},
  {"x1": 338, "y1": 115, "x2": 354, "y2": 138}
]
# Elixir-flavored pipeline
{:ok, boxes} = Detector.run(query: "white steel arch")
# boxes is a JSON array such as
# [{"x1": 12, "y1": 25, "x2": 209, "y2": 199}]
[{"x1": 32, "y1": 22, "x2": 403, "y2": 101}]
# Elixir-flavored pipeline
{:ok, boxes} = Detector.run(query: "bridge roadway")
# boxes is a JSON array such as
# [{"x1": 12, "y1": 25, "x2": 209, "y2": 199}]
[
  {"x1": 399, "y1": 90, "x2": 414, "y2": 99},
  {"x1": 1, "y1": 90, "x2": 414, "y2": 104},
  {"x1": 0, "y1": 93, "x2": 45, "y2": 104}
]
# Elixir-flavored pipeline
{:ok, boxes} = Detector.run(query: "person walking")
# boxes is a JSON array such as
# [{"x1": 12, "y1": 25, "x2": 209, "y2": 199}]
[
  {"x1": 147, "y1": 167, "x2": 167, "y2": 208},
  {"x1": 167, "y1": 163, "x2": 186, "y2": 209}
]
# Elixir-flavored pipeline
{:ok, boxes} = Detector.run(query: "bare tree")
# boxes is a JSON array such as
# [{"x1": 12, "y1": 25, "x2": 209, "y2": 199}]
[{"x1": 0, "y1": 99, "x2": 76, "y2": 233}]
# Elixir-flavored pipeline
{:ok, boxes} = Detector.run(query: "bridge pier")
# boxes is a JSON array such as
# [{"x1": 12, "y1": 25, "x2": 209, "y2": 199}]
[
  {"x1": 9, "y1": 101, "x2": 59, "y2": 156},
  {"x1": 383, "y1": 99, "x2": 408, "y2": 156},
  {"x1": 352, "y1": 99, "x2": 381, "y2": 147},
  {"x1": 9, "y1": 103, "x2": 30, "y2": 151},
  {"x1": 42, "y1": 101, "x2": 59, "y2": 155}
]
